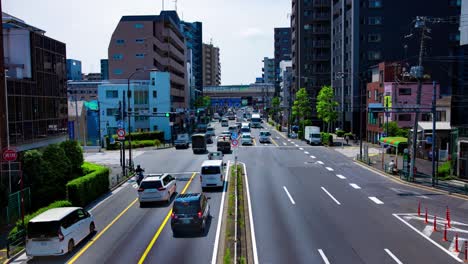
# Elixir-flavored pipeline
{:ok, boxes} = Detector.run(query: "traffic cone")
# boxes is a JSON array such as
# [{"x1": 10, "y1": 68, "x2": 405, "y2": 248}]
[
  {"x1": 446, "y1": 206, "x2": 451, "y2": 228},
  {"x1": 434, "y1": 215, "x2": 438, "y2": 232},
  {"x1": 425, "y1": 208, "x2": 428, "y2": 224}
]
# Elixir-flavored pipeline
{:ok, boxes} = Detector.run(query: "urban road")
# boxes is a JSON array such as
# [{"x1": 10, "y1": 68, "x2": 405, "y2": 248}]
[{"x1": 12, "y1": 117, "x2": 468, "y2": 264}]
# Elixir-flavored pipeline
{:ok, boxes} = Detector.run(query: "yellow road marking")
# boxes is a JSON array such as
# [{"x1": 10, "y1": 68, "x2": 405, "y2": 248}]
[
  {"x1": 270, "y1": 138, "x2": 279, "y2": 147},
  {"x1": 138, "y1": 172, "x2": 197, "y2": 264},
  {"x1": 252, "y1": 138, "x2": 256, "y2": 146},
  {"x1": 67, "y1": 198, "x2": 138, "y2": 264}
]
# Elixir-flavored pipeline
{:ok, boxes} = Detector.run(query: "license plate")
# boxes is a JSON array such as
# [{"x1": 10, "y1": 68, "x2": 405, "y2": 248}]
[
  {"x1": 181, "y1": 219, "x2": 191, "y2": 224},
  {"x1": 145, "y1": 189, "x2": 157, "y2": 193}
]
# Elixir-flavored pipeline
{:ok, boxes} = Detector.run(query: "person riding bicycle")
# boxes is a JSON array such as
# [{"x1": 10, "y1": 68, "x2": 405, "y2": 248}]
[{"x1": 135, "y1": 165, "x2": 145, "y2": 185}]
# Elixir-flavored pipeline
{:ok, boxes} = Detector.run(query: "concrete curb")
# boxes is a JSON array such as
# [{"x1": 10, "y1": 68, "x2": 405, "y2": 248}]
[
  {"x1": 354, "y1": 159, "x2": 468, "y2": 201},
  {"x1": 216, "y1": 164, "x2": 232, "y2": 264},
  {"x1": 2, "y1": 248, "x2": 25, "y2": 264}
]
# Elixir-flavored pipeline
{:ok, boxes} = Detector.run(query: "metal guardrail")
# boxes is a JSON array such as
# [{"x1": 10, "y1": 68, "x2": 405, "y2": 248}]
[{"x1": 6, "y1": 229, "x2": 25, "y2": 258}]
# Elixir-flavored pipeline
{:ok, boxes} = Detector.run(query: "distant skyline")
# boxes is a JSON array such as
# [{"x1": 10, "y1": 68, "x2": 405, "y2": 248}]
[{"x1": 3, "y1": 0, "x2": 291, "y2": 85}]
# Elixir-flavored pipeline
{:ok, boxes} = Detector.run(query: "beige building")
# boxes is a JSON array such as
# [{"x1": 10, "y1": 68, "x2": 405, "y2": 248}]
[
  {"x1": 202, "y1": 43, "x2": 221, "y2": 87},
  {"x1": 108, "y1": 11, "x2": 188, "y2": 108}
]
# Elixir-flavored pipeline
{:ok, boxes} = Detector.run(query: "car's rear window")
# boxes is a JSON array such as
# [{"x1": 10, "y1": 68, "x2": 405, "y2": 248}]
[
  {"x1": 242, "y1": 134, "x2": 250, "y2": 138},
  {"x1": 173, "y1": 201, "x2": 200, "y2": 214},
  {"x1": 202, "y1": 166, "x2": 221, "y2": 174},
  {"x1": 241, "y1": 128, "x2": 249, "y2": 132},
  {"x1": 260, "y1": 132, "x2": 271, "y2": 136},
  {"x1": 140, "y1": 180, "x2": 163, "y2": 189},
  {"x1": 207, "y1": 127, "x2": 214, "y2": 131},
  {"x1": 28, "y1": 221, "x2": 60, "y2": 238}
]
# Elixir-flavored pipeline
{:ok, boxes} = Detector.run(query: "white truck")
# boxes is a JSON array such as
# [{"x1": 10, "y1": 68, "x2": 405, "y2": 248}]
[
  {"x1": 304, "y1": 126, "x2": 321, "y2": 145},
  {"x1": 251, "y1": 113, "x2": 262, "y2": 128}
]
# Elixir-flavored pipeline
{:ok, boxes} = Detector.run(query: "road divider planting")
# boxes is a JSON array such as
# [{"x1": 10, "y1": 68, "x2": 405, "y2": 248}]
[{"x1": 66, "y1": 162, "x2": 110, "y2": 207}]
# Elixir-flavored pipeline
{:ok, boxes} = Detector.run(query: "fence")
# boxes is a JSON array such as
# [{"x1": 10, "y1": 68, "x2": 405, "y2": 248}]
[{"x1": 6, "y1": 188, "x2": 31, "y2": 225}]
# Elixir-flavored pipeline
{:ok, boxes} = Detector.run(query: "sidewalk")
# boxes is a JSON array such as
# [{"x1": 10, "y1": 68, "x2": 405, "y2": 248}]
[{"x1": 333, "y1": 143, "x2": 468, "y2": 196}]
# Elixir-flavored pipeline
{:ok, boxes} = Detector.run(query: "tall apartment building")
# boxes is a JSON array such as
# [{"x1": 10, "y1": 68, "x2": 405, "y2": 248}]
[
  {"x1": 100, "y1": 59, "x2": 109, "y2": 80},
  {"x1": 331, "y1": 0, "x2": 461, "y2": 134},
  {"x1": 262, "y1": 57, "x2": 275, "y2": 84},
  {"x1": 181, "y1": 21, "x2": 203, "y2": 100},
  {"x1": 66, "y1": 59, "x2": 82, "y2": 80},
  {"x1": 3, "y1": 12, "x2": 68, "y2": 151},
  {"x1": 291, "y1": 0, "x2": 331, "y2": 125},
  {"x1": 202, "y1": 43, "x2": 221, "y2": 86},
  {"x1": 108, "y1": 11, "x2": 188, "y2": 109},
  {"x1": 274, "y1": 27, "x2": 291, "y2": 94}
]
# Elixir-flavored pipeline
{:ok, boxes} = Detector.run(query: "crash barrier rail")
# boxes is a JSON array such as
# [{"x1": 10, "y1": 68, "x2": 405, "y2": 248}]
[{"x1": 6, "y1": 229, "x2": 25, "y2": 259}]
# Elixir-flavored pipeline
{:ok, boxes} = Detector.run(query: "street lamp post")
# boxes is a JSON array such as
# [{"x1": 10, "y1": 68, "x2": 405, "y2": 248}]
[{"x1": 127, "y1": 68, "x2": 158, "y2": 171}]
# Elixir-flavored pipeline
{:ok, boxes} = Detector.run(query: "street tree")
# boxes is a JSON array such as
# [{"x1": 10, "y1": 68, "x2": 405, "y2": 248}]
[
  {"x1": 194, "y1": 96, "x2": 211, "y2": 108},
  {"x1": 292, "y1": 88, "x2": 312, "y2": 138},
  {"x1": 316, "y1": 85, "x2": 338, "y2": 132},
  {"x1": 270, "y1": 97, "x2": 281, "y2": 122}
]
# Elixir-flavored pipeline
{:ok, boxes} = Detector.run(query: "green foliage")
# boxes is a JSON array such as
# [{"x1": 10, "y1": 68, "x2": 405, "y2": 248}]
[
  {"x1": 194, "y1": 96, "x2": 211, "y2": 108},
  {"x1": 124, "y1": 140, "x2": 160, "y2": 149},
  {"x1": 23, "y1": 150, "x2": 54, "y2": 208},
  {"x1": 42, "y1": 144, "x2": 72, "y2": 201},
  {"x1": 292, "y1": 88, "x2": 312, "y2": 122},
  {"x1": 320, "y1": 132, "x2": 334, "y2": 146},
  {"x1": 270, "y1": 97, "x2": 281, "y2": 122},
  {"x1": 130, "y1": 131, "x2": 164, "y2": 141},
  {"x1": 336, "y1": 130, "x2": 345, "y2": 137},
  {"x1": 60, "y1": 140, "x2": 84, "y2": 174},
  {"x1": 316, "y1": 85, "x2": 338, "y2": 132},
  {"x1": 106, "y1": 131, "x2": 164, "y2": 150},
  {"x1": 66, "y1": 162, "x2": 110, "y2": 207},
  {"x1": 438, "y1": 162, "x2": 451, "y2": 178},
  {"x1": 344, "y1": 132, "x2": 354, "y2": 139},
  {"x1": 224, "y1": 248, "x2": 232, "y2": 264},
  {"x1": 384, "y1": 121, "x2": 408, "y2": 138},
  {"x1": 8, "y1": 200, "x2": 72, "y2": 242}
]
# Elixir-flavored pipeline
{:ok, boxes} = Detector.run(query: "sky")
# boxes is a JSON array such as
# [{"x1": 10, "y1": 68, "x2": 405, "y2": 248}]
[{"x1": 3, "y1": 0, "x2": 291, "y2": 85}]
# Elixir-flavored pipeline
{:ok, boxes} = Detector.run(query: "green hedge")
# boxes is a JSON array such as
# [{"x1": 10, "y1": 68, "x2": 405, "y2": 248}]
[
  {"x1": 130, "y1": 131, "x2": 164, "y2": 141},
  {"x1": 321, "y1": 132, "x2": 333, "y2": 146},
  {"x1": 344, "y1": 132, "x2": 354, "y2": 139},
  {"x1": 124, "y1": 139, "x2": 161, "y2": 148},
  {"x1": 438, "y1": 162, "x2": 451, "y2": 178},
  {"x1": 8, "y1": 200, "x2": 72, "y2": 242},
  {"x1": 336, "y1": 130, "x2": 345, "y2": 137},
  {"x1": 66, "y1": 162, "x2": 110, "y2": 207},
  {"x1": 106, "y1": 131, "x2": 164, "y2": 150}
]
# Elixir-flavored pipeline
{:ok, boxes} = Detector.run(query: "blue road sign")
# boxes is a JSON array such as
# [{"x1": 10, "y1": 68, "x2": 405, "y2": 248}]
[
  {"x1": 117, "y1": 120, "x2": 124, "y2": 128},
  {"x1": 231, "y1": 132, "x2": 238, "y2": 140}
]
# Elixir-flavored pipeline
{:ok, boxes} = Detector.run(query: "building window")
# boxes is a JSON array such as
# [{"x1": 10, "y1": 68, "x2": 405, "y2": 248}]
[
  {"x1": 136, "y1": 39, "x2": 145, "y2": 44},
  {"x1": 113, "y1": 69, "x2": 123, "y2": 75},
  {"x1": 449, "y1": 0, "x2": 461, "y2": 7},
  {"x1": 449, "y1": 33, "x2": 460, "y2": 41},
  {"x1": 153, "y1": 107, "x2": 158, "y2": 113},
  {"x1": 112, "y1": 54, "x2": 123, "y2": 60},
  {"x1": 368, "y1": 17, "x2": 383, "y2": 25},
  {"x1": 422, "y1": 113, "x2": 432, "y2": 121},
  {"x1": 135, "y1": 23, "x2": 144, "y2": 29},
  {"x1": 368, "y1": 90, "x2": 371, "y2": 99},
  {"x1": 153, "y1": 91, "x2": 157, "y2": 98},
  {"x1": 368, "y1": 51, "x2": 382, "y2": 60},
  {"x1": 398, "y1": 114, "x2": 411, "y2": 121},
  {"x1": 399, "y1": 88, "x2": 412, "y2": 96},
  {"x1": 437, "y1": 111, "x2": 447, "y2": 121},
  {"x1": 374, "y1": 90, "x2": 378, "y2": 100},
  {"x1": 106, "y1": 90, "x2": 118, "y2": 98},
  {"x1": 106, "y1": 108, "x2": 119, "y2": 116},
  {"x1": 116, "y1": 39, "x2": 125, "y2": 45},
  {"x1": 368, "y1": 33, "x2": 381, "y2": 42},
  {"x1": 368, "y1": 0, "x2": 383, "y2": 8},
  {"x1": 304, "y1": 24, "x2": 311, "y2": 30},
  {"x1": 136, "y1": 53, "x2": 145, "y2": 58}
]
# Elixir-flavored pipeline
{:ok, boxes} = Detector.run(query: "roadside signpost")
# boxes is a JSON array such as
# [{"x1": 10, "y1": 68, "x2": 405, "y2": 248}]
[
  {"x1": 2, "y1": 148, "x2": 17, "y2": 162},
  {"x1": 231, "y1": 132, "x2": 238, "y2": 140},
  {"x1": 117, "y1": 128, "x2": 126, "y2": 141},
  {"x1": 231, "y1": 139, "x2": 239, "y2": 147}
]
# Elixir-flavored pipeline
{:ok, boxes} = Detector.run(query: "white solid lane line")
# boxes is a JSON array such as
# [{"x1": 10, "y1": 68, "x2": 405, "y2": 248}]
[
  {"x1": 304, "y1": 151, "x2": 309, "y2": 154},
  {"x1": 318, "y1": 249, "x2": 331, "y2": 264},
  {"x1": 325, "y1": 167, "x2": 334, "y2": 171},
  {"x1": 384, "y1": 249, "x2": 403, "y2": 264},
  {"x1": 369, "y1": 196, "x2": 384, "y2": 204},
  {"x1": 336, "y1": 174, "x2": 346, "y2": 179},
  {"x1": 321, "y1": 187, "x2": 341, "y2": 205},
  {"x1": 350, "y1": 183, "x2": 361, "y2": 189},
  {"x1": 241, "y1": 163, "x2": 259, "y2": 264},
  {"x1": 317, "y1": 161, "x2": 324, "y2": 165},
  {"x1": 299, "y1": 147, "x2": 304, "y2": 150},
  {"x1": 310, "y1": 155, "x2": 316, "y2": 159},
  {"x1": 283, "y1": 186, "x2": 296, "y2": 205},
  {"x1": 211, "y1": 161, "x2": 231, "y2": 264}
]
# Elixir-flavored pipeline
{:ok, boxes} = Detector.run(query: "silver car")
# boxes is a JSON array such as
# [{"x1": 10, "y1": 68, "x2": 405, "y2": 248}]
[{"x1": 138, "y1": 174, "x2": 177, "y2": 206}]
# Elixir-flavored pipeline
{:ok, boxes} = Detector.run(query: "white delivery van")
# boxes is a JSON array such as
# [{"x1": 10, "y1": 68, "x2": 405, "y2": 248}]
[
  {"x1": 200, "y1": 160, "x2": 225, "y2": 190},
  {"x1": 305, "y1": 126, "x2": 321, "y2": 145}
]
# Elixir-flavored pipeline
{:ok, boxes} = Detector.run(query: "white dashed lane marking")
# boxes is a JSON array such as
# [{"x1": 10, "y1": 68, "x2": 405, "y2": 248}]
[
  {"x1": 325, "y1": 167, "x2": 334, "y2": 171},
  {"x1": 349, "y1": 183, "x2": 361, "y2": 189},
  {"x1": 369, "y1": 197, "x2": 384, "y2": 204},
  {"x1": 336, "y1": 174, "x2": 346, "y2": 179}
]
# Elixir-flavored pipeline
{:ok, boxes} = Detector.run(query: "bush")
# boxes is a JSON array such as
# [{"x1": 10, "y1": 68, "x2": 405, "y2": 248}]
[
  {"x1": 124, "y1": 140, "x2": 156, "y2": 148},
  {"x1": 344, "y1": 132, "x2": 354, "y2": 139},
  {"x1": 130, "y1": 131, "x2": 164, "y2": 141},
  {"x1": 321, "y1": 132, "x2": 333, "y2": 146},
  {"x1": 276, "y1": 124, "x2": 281, "y2": 131},
  {"x1": 438, "y1": 162, "x2": 451, "y2": 178},
  {"x1": 336, "y1": 130, "x2": 345, "y2": 137},
  {"x1": 23, "y1": 150, "x2": 55, "y2": 208},
  {"x1": 8, "y1": 200, "x2": 72, "y2": 242},
  {"x1": 66, "y1": 162, "x2": 110, "y2": 207},
  {"x1": 42, "y1": 144, "x2": 72, "y2": 201},
  {"x1": 60, "y1": 140, "x2": 84, "y2": 174}
]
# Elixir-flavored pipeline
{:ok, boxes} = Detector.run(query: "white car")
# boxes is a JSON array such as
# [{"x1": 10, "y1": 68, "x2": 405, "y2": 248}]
[
  {"x1": 138, "y1": 174, "x2": 177, "y2": 206},
  {"x1": 241, "y1": 133, "x2": 253, "y2": 145},
  {"x1": 259, "y1": 131, "x2": 271, "y2": 143},
  {"x1": 201, "y1": 160, "x2": 225, "y2": 190},
  {"x1": 26, "y1": 207, "x2": 95, "y2": 256}
]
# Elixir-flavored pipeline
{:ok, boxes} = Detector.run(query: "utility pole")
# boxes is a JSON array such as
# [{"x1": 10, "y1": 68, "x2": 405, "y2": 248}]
[
  {"x1": 409, "y1": 16, "x2": 429, "y2": 181},
  {"x1": 431, "y1": 81, "x2": 437, "y2": 186}
]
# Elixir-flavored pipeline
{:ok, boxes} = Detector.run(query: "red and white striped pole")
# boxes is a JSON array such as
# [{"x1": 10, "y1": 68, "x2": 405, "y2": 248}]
[{"x1": 446, "y1": 206, "x2": 451, "y2": 228}]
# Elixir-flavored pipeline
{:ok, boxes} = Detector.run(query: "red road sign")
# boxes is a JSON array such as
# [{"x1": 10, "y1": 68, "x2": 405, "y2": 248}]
[
  {"x1": 117, "y1": 128, "x2": 126, "y2": 140},
  {"x1": 231, "y1": 139, "x2": 238, "y2": 147},
  {"x1": 3, "y1": 149, "x2": 17, "y2": 162}
]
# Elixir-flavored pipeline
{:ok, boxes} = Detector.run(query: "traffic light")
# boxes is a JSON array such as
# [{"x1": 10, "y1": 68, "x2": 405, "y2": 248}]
[
  {"x1": 165, "y1": 112, "x2": 175, "y2": 122},
  {"x1": 165, "y1": 112, "x2": 170, "y2": 118}
]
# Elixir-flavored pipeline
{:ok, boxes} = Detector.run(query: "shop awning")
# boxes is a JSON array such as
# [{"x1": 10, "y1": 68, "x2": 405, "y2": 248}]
[{"x1": 379, "y1": 137, "x2": 408, "y2": 147}]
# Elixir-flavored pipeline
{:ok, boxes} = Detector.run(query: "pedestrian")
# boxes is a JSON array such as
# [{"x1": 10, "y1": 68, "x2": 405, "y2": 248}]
[
  {"x1": 388, "y1": 159, "x2": 395, "y2": 174},
  {"x1": 345, "y1": 135, "x2": 349, "y2": 145}
]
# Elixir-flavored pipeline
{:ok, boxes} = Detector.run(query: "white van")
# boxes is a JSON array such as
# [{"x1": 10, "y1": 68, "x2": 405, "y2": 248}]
[
  {"x1": 200, "y1": 160, "x2": 225, "y2": 190},
  {"x1": 26, "y1": 207, "x2": 95, "y2": 256}
]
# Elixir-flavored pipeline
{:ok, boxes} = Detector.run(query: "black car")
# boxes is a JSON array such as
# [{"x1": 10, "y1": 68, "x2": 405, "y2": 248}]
[{"x1": 171, "y1": 193, "x2": 210, "y2": 235}]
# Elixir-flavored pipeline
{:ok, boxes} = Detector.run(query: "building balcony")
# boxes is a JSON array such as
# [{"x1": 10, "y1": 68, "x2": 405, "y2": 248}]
[
  {"x1": 310, "y1": 54, "x2": 330, "y2": 61},
  {"x1": 313, "y1": 0, "x2": 330, "y2": 7},
  {"x1": 163, "y1": 29, "x2": 185, "y2": 52},
  {"x1": 311, "y1": 13, "x2": 330, "y2": 21},
  {"x1": 311, "y1": 27, "x2": 331, "y2": 34},
  {"x1": 312, "y1": 40, "x2": 331, "y2": 48},
  {"x1": 170, "y1": 73, "x2": 186, "y2": 85}
]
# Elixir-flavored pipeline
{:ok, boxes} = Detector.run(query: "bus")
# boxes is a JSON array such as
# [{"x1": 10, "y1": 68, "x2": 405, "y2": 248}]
[{"x1": 251, "y1": 113, "x2": 262, "y2": 128}]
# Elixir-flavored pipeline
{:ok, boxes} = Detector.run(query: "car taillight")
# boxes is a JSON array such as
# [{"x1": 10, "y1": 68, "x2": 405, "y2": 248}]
[
  {"x1": 138, "y1": 188, "x2": 144, "y2": 192},
  {"x1": 58, "y1": 229, "x2": 64, "y2": 241},
  {"x1": 171, "y1": 212, "x2": 178, "y2": 219},
  {"x1": 157, "y1": 187, "x2": 166, "y2": 191},
  {"x1": 197, "y1": 211, "x2": 202, "y2": 219}
]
